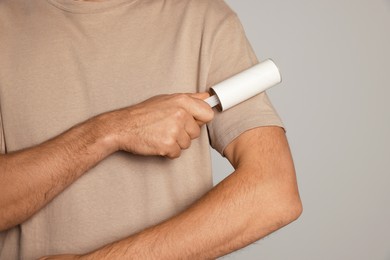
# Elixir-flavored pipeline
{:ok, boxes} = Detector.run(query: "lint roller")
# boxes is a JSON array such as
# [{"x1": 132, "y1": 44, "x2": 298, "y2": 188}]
[{"x1": 204, "y1": 59, "x2": 282, "y2": 111}]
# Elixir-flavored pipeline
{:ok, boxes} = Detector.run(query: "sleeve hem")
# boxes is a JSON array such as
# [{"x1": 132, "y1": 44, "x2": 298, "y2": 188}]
[{"x1": 212, "y1": 115, "x2": 286, "y2": 157}]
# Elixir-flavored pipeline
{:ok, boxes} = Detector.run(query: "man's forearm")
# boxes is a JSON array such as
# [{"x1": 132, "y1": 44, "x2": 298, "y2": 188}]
[
  {"x1": 39, "y1": 127, "x2": 301, "y2": 260},
  {"x1": 0, "y1": 114, "x2": 115, "y2": 231},
  {"x1": 84, "y1": 165, "x2": 301, "y2": 259}
]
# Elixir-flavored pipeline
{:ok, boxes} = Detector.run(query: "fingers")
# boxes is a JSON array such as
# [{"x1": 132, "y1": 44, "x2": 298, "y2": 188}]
[
  {"x1": 174, "y1": 93, "x2": 214, "y2": 124},
  {"x1": 184, "y1": 117, "x2": 201, "y2": 139},
  {"x1": 187, "y1": 98, "x2": 214, "y2": 125},
  {"x1": 172, "y1": 113, "x2": 199, "y2": 151},
  {"x1": 187, "y1": 92, "x2": 210, "y2": 100},
  {"x1": 166, "y1": 128, "x2": 196, "y2": 158},
  {"x1": 176, "y1": 131, "x2": 191, "y2": 150}
]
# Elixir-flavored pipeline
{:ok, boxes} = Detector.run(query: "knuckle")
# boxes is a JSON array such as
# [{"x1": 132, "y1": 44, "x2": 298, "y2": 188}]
[
  {"x1": 163, "y1": 137, "x2": 176, "y2": 147},
  {"x1": 175, "y1": 93, "x2": 189, "y2": 103},
  {"x1": 173, "y1": 108, "x2": 186, "y2": 120},
  {"x1": 155, "y1": 143, "x2": 167, "y2": 156},
  {"x1": 158, "y1": 149, "x2": 168, "y2": 157},
  {"x1": 159, "y1": 146, "x2": 168, "y2": 155},
  {"x1": 169, "y1": 125, "x2": 180, "y2": 137}
]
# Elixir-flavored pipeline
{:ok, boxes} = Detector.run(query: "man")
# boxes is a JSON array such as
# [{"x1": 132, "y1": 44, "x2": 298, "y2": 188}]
[{"x1": 0, "y1": 0, "x2": 302, "y2": 259}]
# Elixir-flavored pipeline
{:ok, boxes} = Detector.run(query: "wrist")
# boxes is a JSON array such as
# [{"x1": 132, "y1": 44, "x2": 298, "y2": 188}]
[{"x1": 88, "y1": 112, "x2": 119, "y2": 155}]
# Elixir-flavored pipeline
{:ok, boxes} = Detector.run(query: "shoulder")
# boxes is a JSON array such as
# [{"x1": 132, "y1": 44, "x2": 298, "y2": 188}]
[{"x1": 205, "y1": 0, "x2": 236, "y2": 16}]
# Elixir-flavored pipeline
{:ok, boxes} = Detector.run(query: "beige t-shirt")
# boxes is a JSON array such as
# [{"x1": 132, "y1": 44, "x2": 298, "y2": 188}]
[{"x1": 0, "y1": 0, "x2": 285, "y2": 259}]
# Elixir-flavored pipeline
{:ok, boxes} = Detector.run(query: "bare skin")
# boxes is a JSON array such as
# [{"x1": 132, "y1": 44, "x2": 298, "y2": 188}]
[{"x1": 0, "y1": 92, "x2": 212, "y2": 231}]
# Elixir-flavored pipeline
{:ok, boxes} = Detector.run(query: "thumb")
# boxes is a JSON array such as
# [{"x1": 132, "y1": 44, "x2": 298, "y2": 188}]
[{"x1": 188, "y1": 92, "x2": 210, "y2": 100}]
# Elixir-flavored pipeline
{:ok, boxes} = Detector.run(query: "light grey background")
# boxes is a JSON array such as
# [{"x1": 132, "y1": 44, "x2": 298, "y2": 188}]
[{"x1": 211, "y1": 1, "x2": 390, "y2": 259}]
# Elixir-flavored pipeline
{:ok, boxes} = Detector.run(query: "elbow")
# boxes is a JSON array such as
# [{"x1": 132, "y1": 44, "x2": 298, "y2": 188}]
[
  {"x1": 281, "y1": 195, "x2": 303, "y2": 225},
  {"x1": 242, "y1": 192, "x2": 302, "y2": 244},
  {"x1": 276, "y1": 191, "x2": 302, "y2": 226},
  {"x1": 250, "y1": 191, "x2": 303, "y2": 236},
  {"x1": 271, "y1": 193, "x2": 303, "y2": 230},
  {"x1": 294, "y1": 199, "x2": 304, "y2": 221}
]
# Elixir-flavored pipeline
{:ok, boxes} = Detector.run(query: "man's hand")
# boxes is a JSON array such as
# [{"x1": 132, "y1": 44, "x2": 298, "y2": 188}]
[{"x1": 102, "y1": 92, "x2": 213, "y2": 158}]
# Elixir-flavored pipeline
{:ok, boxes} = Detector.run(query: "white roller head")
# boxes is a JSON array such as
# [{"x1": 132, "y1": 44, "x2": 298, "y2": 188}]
[{"x1": 208, "y1": 59, "x2": 282, "y2": 111}]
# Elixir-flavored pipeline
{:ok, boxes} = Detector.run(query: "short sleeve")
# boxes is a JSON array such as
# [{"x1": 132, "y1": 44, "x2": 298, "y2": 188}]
[{"x1": 206, "y1": 12, "x2": 285, "y2": 157}]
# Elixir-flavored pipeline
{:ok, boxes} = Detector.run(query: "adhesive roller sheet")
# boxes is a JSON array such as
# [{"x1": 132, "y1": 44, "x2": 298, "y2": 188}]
[{"x1": 204, "y1": 59, "x2": 282, "y2": 111}]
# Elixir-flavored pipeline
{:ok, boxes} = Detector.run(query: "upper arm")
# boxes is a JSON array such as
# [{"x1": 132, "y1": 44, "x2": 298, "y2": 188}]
[{"x1": 224, "y1": 126, "x2": 293, "y2": 171}]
